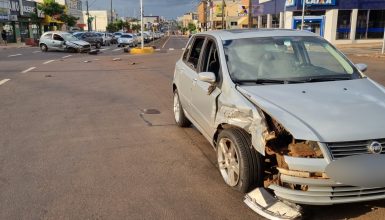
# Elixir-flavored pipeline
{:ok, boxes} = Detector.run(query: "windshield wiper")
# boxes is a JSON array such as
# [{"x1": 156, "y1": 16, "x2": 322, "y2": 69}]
[
  {"x1": 303, "y1": 75, "x2": 353, "y2": 82},
  {"x1": 234, "y1": 78, "x2": 302, "y2": 85}
]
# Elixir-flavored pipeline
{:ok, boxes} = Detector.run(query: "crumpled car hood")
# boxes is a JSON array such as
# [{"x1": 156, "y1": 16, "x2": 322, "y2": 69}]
[
  {"x1": 238, "y1": 78, "x2": 385, "y2": 142},
  {"x1": 66, "y1": 40, "x2": 90, "y2": 47}
]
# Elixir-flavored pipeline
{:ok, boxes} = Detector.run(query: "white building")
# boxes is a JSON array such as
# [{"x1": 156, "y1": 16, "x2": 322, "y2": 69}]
[{"x1": 83, "y1": 10, "x2": 111, "y2": 32}]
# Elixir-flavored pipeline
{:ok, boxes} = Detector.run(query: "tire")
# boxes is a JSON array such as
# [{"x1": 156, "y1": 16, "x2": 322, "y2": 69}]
[
  {"x1": 40, "y1": 44, "x2": 48, "y2": 52},
  {"x1": 96, "y1": 42, "x2": 101, "y2": 49},
  {"x1": 217, "y1": 128, "x2": 263, "y2": 193},
  {"x1": 173, "y1": 89, "x2": 191, "y2": 127}
]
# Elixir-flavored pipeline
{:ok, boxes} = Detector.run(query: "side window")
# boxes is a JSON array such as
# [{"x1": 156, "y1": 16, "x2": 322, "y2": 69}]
[
  {"x1": 187, "y1": 37, "x2": 205, "y2": 70},
  {"x1": 43, "y1": 33, "x2": 52, "y2": 39},
  {"x1": 202, "y1": 40, "x2": 221, "y2": 80},
  {"x1": 53, "y1": 34, "x2": 64, "y2": 41},
  {"x1": 182, "y1": 38, "x2": 193, "y2": 61}
]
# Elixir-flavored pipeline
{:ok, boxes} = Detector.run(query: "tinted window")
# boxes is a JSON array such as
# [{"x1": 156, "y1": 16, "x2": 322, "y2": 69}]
[
  {"x1": 121, "y1": 35, "x2": 132, "y2": 38},
  {"x1": 202, "y1": 40, "x2": 220, "y2": 79},
  {"x1": 53, "y1": 34, "x2": 64, "y2": 41},
  {"x1": 182, "y1": 39, "x2": 193, "y2": 61},
  {"x1": 187, "y1": 37, "x2": 205, "y2": 70}
]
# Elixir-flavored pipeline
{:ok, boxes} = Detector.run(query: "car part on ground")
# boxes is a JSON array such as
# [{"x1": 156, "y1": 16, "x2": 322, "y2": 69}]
[{"x1": 172, "y1": 29, "x2": 385, "y2": 219}]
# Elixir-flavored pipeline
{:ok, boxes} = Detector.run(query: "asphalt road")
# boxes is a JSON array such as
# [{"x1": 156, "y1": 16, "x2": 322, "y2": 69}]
[{"x1": 1, "y1": 36, "x2": 385, "y2": 220}]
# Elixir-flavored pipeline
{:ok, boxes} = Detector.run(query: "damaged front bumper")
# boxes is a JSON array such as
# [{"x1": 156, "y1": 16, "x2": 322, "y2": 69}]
[{"x1": 267, "y1": 153, "x2": 385, "y2": 205}]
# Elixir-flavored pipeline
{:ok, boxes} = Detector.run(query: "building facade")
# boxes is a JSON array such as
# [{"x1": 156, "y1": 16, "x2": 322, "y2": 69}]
[
  {"x1": 0, "y1": 0, "x2": 44, "y2": 43},
  {"x1": 254, "y1": 0, "x2": 385, "y2": 44},
  {"x1": 199, "y1": 0, "x2": 385, "y2": 44},
  {"x1": 83, "y1": 10, "x2": 111, "y2": 32}
]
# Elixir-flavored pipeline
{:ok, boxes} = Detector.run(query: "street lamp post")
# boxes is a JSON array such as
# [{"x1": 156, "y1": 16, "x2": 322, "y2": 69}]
[
  {"x1": 86, "y1": 0, "x2": 90, "y2": 32},
  {"x1": 248, "y1": 0, "x2": 252, "y2": 28},
  {"x1": 221, "y1": 0, "x2": 225, "y2": 29},
  {"x1": 301, "y1": 0, "x2": 306, "y2": 30},
  {"x1": 140, "y1": 0, "x2": 144, "y2": 49}
]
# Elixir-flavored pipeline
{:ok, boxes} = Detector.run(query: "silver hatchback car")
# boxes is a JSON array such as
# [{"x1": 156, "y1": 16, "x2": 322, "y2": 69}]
[
  {"x1": 172, "y1": 29, "x2": 385, "y2": 219},
  {"x1": 39, "y1": 31, "x2": 91, "y2": 53}
]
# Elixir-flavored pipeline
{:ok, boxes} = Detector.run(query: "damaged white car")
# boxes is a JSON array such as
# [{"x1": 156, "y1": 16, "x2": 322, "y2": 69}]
[{"x1": 172, "y1": 29, "x2": 385, "y2": 219}]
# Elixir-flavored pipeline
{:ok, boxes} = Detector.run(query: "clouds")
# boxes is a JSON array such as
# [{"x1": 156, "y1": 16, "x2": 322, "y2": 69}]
[{"x1": 92, "y1": 0, "x2": 197, "y2": 19}]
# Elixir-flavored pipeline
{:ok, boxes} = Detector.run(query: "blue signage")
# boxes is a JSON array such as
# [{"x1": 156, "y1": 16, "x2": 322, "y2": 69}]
[{"x1": 304, "y1": 0, "x2": 336, "y2": 6}]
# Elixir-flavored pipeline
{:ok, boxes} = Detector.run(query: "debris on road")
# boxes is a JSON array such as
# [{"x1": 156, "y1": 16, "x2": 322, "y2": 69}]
[
  {"x1": 84, "y1": 60, "x2": 91, "y2": 63},
  {"x1": 123, "y1": 47, "x2": 130, "y2": 53},
  {"x1": 142, "y1": 109, "x2": 161, "y2": 114},
  {"x1": 113, "y1": 58, "x2": 122, "y2": 61},
  {"x1": 88, "y1": 49, "x2": 100, "y2": 55}
]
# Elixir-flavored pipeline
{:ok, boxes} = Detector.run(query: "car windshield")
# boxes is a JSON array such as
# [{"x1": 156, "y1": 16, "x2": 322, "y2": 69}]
[
  {"x1": 62, "y1": 33, "x2": 79, "y2": 41},
  {"x1": 223, "y1": 36, "x2": 361, "y2": 83}
]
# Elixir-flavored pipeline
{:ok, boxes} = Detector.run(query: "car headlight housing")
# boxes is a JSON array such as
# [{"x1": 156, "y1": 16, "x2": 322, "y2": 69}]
[{"x1": 287, "y1": 140, "x2": 323, "y2": 158}]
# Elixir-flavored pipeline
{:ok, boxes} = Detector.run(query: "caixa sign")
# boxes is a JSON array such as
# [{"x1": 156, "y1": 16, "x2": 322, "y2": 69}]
[
  {"x1": 304, "y1": 0, "x2": 336, "y2": 5},
  {"x1": 286, "y1": 0, "x2": 336, "y2": 7}
]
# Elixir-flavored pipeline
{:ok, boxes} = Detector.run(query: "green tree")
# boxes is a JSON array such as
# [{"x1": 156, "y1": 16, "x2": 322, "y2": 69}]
[
  {"x1": 37, "y1": 0, "x2": 65, "y2": 18},
  {"x1": 131, "y1": 24, "x2": 141, "y2": 32},
  {"x1": 106, "y1": 23, "x2": 119, "y2": 32},
  {"x1": 60, "y1": 14, "x2": 79, "y2": 28},
  {"x1": 187, "y1": 23, "x2": 196, "y2": 33}
]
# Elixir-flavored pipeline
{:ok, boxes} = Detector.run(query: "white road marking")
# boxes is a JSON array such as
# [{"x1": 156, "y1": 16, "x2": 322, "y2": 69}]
[
  {"x1": 33, "y1": 51, "x2": 41, "y2": 53},
  {"x1": 155, "y1": 49, "x2": 161, "y2": 51},
  {"x1": 62, "y1": 55, "x2": 72, "y2": 59},
  {"x1": 43, "y1": 60, "x2": 55, "y2": 64},
  {"x1": 182, "y1": 48, "x2": 186, "y2": 50},
  {"x1": 113, "y1": 48, "x2": 122, "y2": 52},
  {"x1": 8, "y1": 54, "x2": 22, "y2": 57},
  {"x1": 100, "y1": 48, "x2": 109, "y2": 51},
  {"x1": 169, "y1": 48, "x2": 175, "y2": 51},
  {"x1": 0, "y1": 79, "x2": 10, "y2": 86},
  {"x1": 162, "y1": 36, "x2": 171, "y2": 49},
  {"x1": 21, "y1": 67, "x2": 36, "y2": 73}
]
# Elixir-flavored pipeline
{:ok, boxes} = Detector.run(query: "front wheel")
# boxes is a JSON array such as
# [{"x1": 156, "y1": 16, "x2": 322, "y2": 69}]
[
  {"x1": 173, "y1": 89, "x2": 191, "y2": 127},
  {"x1": 40, "y1": 44, "x2": 48, "y2": 52},
  {"x1": 95, "y1": 42, "x2": 101, "y2": 49},
  {"x1": 217, "y1": 128, "x2": 263, "y2": 193}
]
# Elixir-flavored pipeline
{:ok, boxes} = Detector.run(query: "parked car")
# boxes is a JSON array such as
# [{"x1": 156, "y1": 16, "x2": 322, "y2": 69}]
[
  {"x1": 173, "y1": 29, "x2": 385, "y2": 219},
  {"x1": 39, "y1": 31, "x2": 91, "y2": 53},
  {"x1": 73, "y1": 32, "x2": 103, "y2": 48},
  {"x1": 95, "y1": 32, "x2": 111, "y2": 46},
  {"x1": 117, "y1": 34, "x2": 137, "y2": 47},
  {"x1": 111, "y1": 32, "x2": 123, "y2": 44}
]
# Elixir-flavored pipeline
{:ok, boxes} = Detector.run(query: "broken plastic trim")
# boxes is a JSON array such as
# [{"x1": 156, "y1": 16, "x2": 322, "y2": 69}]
[{"x1": 244, "y1": 188, "x2": 302, "y2": 220}]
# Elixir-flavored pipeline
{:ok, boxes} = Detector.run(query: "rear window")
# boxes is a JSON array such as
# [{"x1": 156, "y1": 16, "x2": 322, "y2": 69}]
[{"x1": 42, "y1": 33, "x2": 52, "y2": 39}]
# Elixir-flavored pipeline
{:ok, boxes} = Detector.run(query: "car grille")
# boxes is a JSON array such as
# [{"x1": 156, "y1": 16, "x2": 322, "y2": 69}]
[
  {"x1": 331, "y1": 186, "x2": 385, "y2": 200},
  {"x1": 326, "y1": 139, "x2": 385, "y2": 159}
]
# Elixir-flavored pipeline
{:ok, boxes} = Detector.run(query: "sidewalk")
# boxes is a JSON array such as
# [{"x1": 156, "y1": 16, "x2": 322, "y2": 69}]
[
  {"x1": 0, "y1": 42, "x2": 34, "y2": 49},
  {"x1": 336, "y1": 43, "x2": 385, "y2": 58}
]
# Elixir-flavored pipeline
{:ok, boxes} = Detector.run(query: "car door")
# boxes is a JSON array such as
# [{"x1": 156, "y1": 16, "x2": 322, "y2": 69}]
[
  {"x1": 190, "y1": 38, "x2": 222, "y2": 137},
  {"x1": 175, "y1": 36, "x2": 206, "y2": 115},
  {"x1": 52, "y1": 34, "x2": 65, "y2": 50}
]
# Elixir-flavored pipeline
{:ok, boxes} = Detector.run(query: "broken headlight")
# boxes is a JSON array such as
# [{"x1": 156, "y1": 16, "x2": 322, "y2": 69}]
[{"x1": 287, "y1": 140, "x2": 323, "y2": 158}]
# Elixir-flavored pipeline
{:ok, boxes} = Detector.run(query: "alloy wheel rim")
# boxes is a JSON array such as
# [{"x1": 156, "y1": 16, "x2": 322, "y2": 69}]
[
  {"x1": 173, "y1": 93, "x2": 180, "y2": 123},
  {"x1": 217, "y1": 138, "x2": 240, "y2": 187}
]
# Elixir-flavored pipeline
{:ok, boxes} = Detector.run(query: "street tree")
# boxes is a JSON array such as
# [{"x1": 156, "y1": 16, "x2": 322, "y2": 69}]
[
  {"x1": 60, "y1": 14, "x2": 79, "y2": 28},
  {"x1": 37, "y1": 0, "x2": 65, "y2": 18},
  {"x1": 188, "y1": 23, "x2": 197, "y2": 33}
]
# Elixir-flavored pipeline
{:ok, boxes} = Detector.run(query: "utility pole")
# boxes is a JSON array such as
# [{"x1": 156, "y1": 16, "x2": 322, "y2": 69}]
[
  {"x1": 95, "y1": 16, "x2": 97, "y2": 31},
  {"x1": 301, "y1": 0, "x2": 306, "y2": 30},
  {"x1": 110, "y1": 0, "x2": 113, "y2": 23},
  {"x1": 140, "y1": 0, "x2": 144, "y2": 49},
  {"x1": 86, "y1": 0, "x2": 90, "y2": 32},
  {"x1": 248, "y1": 0, "x2": 252, "y2": 28},
  {"x1": 221, "y1": 0, "x2": 225, "y2": 29}
]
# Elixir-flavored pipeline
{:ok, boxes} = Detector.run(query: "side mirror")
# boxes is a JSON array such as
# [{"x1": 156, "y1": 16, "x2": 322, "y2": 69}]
[
  {"x1": 198, "y1": 72, "x2": 216, "y2": 84},
  {"x1": 355, "y1": 63, "x2": 368, "y2": 72}
]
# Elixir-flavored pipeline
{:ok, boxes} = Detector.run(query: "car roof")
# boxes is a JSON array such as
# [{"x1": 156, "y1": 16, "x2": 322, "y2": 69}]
[
  {"x1": 43, "y1": 31, "x2": 70, "y2": 35},
  {"x1": 195, "y1": 29, "x2": 318, "y2": 40}
]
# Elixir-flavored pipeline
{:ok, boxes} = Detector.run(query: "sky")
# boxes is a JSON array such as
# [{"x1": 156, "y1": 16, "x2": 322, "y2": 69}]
[{"x1": 90, "y1": 0, "x2": 198, "y2": 19}]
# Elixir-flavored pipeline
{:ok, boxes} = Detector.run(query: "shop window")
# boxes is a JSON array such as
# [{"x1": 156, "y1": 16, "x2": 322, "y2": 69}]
[
  {"x1": 356, "y1": 10, "x2": 385, "y2": 39},
  {"x1": 261, "y1": 15, "x2": 267, "y2": 28},
  {"x1": 230, "y1": 21, "x2": 238, "y2": 26},
  {"x1": 336, "y1": 10, "x2": 352, "y2": 40},
  {"x1": 272, "y1": 14, "x2": 280, "y2": 28}
]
